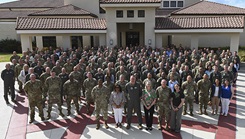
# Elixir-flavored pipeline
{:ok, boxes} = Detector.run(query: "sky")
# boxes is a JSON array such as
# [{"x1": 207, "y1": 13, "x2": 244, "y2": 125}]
[{"x1": 0, "y1": 0, "x2": 245, "y2": 8}]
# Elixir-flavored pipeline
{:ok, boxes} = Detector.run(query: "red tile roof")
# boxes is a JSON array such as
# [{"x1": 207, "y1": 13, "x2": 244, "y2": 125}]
[
  {"x1": 16, "y1": 17, "x2": 107, "y2": 30},
  {"x1": 172, "y1": 1, "x2": 245, "y2": 15},
  {"x1": 0, "y1": 0, "x2": 63, "y2": 8},
  {"x1": 155, "y1": 16, "x2": 244, "y2": 29},
  {"x1": 0, "y1": 11, "x2": 35, "y2": 19},
  {"x1": 29, "y1": 4, "x2": 97, "y2": 17},
  {"x1": 100, "y1": 0, "x2": 161, "y2": 4}
]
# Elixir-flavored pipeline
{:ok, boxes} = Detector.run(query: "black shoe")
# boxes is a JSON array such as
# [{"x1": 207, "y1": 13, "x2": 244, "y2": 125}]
[
  {"x1": 29, "y1": 119, "x2": 34, "y2": 124},
  {"x1": 12, "y1": 100, "x2": 17, "y2": 103},
  {"x1": 126, "y1": 124, "x2": 131, "y2": 129},
  {"x1": 149, "y1": 127, "x2": 153, "y2": 131},
  {"x1": 145, "y1": 127, "x2": 149, "y2": 131},
  {"x1": 175, "y1": 130, "x2": 180, "y2": 133},
  {"x1": 41, "y1": 117, "x2": 45, "y2": 121},
  {"x1": 6, "y1": 101, "x2": 10, "y2": 105},
  {"x1": 138, "y1": 124, "x2": 143, "y2": 130}
]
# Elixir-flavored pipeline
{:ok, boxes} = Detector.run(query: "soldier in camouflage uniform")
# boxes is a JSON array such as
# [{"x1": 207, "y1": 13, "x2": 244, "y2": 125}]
[
  {"x1": 51, "y1": 62, "x2": 62, "y2": 75},
  {"x1": 10, "y1": 51, "x2": 20, "y2": 63},
  {"x1": 63, "y1": 59, "x2": 74, "y2": 74},
  {"x1": 221, "y1": 65, "x2": 234, "y2": 85},
  {"x1": 45, "y1": 71, "x2": 64, "y2": 119},
  {"x1": 92, "y1": 79, "x2": 110, "y2": 129},
  {"x1": 83, "y1": 72, "x2": 97, "y2": 113},
  {"x1": 63, "y1": 74, "x2": 81, "y2": 116},
  {"x1": 181, "y1": 75, "x2": 197, "y2": 116},
  {"x1": 156, "y1": 79, "x2": 171, "y2": 130},
  {"x1": 40, "y1": 67, "x2": 51, "y2": 107},
  {"x1": 24, "y1": 74, "x2": 45, "y2": 123},
  {"x1": 15, "y1": 59, "x2": 24, "y2": 92},
  {"x1": 70, "y1": 66, "x2": 83, "y2": 96},
  {"x1": 197, "y1": 74, "x2": 211, "y2": 115},
  {"x1": 58, "y1": 68, "x2": 69, "y2": 104}
]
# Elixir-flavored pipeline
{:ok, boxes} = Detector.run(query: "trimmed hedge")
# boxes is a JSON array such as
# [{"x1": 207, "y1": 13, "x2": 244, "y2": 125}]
[{"x1": 0, "y1": 38, "x2": 22, "y2": 53}]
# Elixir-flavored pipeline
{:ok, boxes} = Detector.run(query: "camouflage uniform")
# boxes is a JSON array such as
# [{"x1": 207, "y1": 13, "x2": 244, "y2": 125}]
[
  {"x1": 70, "y1": 71, "x2": 83, "y2": 95},
  {"x1": 103, "y1": 81, "x2": 114, "y2": 100},
  {"x1": 156, "y1": 86, "x2": 171, "y2": 129},
  {"x1": 24, "y1": 79, "x2": 44, "y2": 122},
  {"x1": 181, "y1": 81, "x2": 197, "y2": 115},
  {"x1": 10, "y1": 55, "x2": 20, "y2": 63},
  {"x1": 143, "y1": 78, "x2": 157, "y2": 89},
  {"x1": 63, "y1": 79, "x2": 81, "y2": 115},
  {"x1": 51, "y1": 66, "x2": 62, "y2": 75},
  {"x1": 63, "y1": 63, "x2": 74, "y2": 74},
  {"x1": 40, "y1": 72, "x2": 50, "y2": 106},
  {"x1": 45, "y1": 76, "x2": 64, "y2": 118},
  {"x1": 83, "y1": 78, "x2": 97, "y2": 112},
  {"x1": 220, "y1": 71, "x2": 234, "y2": 84},
  {"x1": 92, "y1": 85, "x2": 110, "y2": 121},
  {"x1": 15, "y1": 63, "x2": 24, "y2": 90},
  {"x1": 197, "y1": 79, "x2": 211, "y2": 114}
]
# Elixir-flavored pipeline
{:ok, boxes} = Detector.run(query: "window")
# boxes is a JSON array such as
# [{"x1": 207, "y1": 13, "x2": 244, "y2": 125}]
[
  {"x1": 127, "y1": 10, "x2": 134, "y2": 18},
  {"x1": 170, "y1": 1, "x2": 176, "y2": 7},
  {"x1": 138, "y1": 10, "x2": 145, "y2": 18},
  {"x1": 43, "y1": 36, "x2": 56, "y2": 48},
  {"x1": 163, "y1": 1, "x2": 169, "y2": 7},
  {"x1": 163, "y1": 1, "x2": 184, "y2": 8},
  {"x1": 116, "y1": 10, "x2": 123, "y2": 18},
  {"x1": 177, "y1": 1, "x2": 184, "y2": 7}
]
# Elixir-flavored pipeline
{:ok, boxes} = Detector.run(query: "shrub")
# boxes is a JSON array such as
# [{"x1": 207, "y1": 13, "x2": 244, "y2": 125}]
[{"x1": 0, "y1": 38, "x2": 22, "y2": 53}]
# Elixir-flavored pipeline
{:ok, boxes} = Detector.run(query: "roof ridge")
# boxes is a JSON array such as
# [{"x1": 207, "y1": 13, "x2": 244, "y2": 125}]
[
  {"x1": 171, "y1": 0, "x2": 203, "y2": 15},
  {"x1": 18, "y1": 17, "x2": 105, "y2": 20}
]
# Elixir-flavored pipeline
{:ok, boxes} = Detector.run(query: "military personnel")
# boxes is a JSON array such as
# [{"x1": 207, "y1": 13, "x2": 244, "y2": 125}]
[
  {"x1": 116, "y1": 75, "x2": 128, "y2": 113},
  {"x1": 83, "y1": 72, "x2": 97, "y2": 113},
  {"x1": 10, "y1": 59, "x2": 18, "y2": 71},
  {"x1": 197, "y1": 74, "x2": 211, "y2": 115},
  {"x1": 24, "y1": 74, "x2": 45, "y2": 123},
  {"x1": 125, "y1": 75, "x2": 143, "y2": 130},
  {"x1": 63, "y1": 59, "x2": 74, "y2": 74},
  {"x1": 209, "y1": 65, "x2": 221, "y2": 84},
  {"x1": 92, "y1": 79, "x2": 110, "y2": 129},
  {"x1": 181, "y1": 76, "x2": 197, "y2": 116},
  {"x1": 58, "y1": 68, "x2": 69, "y2": 104},
  {"x1": 143, "y1": 73, "x2": 157, "y2": 89},
  {"x1": 15, "y1": 59, "x2": 24, "y2": 92},
  {"x1": 156, "y1": 79, "x2": 171, "y2": 130},
  {"x1": 10, "y1": 51, "x2": 20, "y2": 63},
  {"x1": 180, "y1": 65, "x2": 193, "y2": 86},
  {"x1": 1, "y1": 63, "x2": 16, "y2": 104},
  {"x1": 40, "y1": 67, "x2": 51, "y2": 107},
  {"x1": 63, "y1": 74, "x2": 81, "y2": 116},
  {"x1": 45, "y1": 71, "x2": 64, "y2": 119},
  {"x1": 116, "y1": 66, "x2": 129, "y2": 81},
  {"x1": 70, "y1": 66, "x2": 83, "y2": 96},
  {"x1": 221, "y1": 65, "x2": 234, "y2": 84},
  {"x1": 25, "y1": 67, "x2": 39, "y2": 83},
  {"x1": 34, "y1": 61, "x2": 45, "y2": 77},
  {"x1": 51, "y1": 62, "x2": 62, "y2": 75}
]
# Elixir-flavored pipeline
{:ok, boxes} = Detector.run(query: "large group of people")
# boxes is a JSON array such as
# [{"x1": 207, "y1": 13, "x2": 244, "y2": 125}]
[{"x1": 1, "y1": 44, "x2": 239, "y2": 132}]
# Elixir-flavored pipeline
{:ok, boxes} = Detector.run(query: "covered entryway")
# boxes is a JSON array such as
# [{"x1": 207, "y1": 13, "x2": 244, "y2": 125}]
[{"x1": 117, "y1": 23, "x2": 144, "y2": 48}]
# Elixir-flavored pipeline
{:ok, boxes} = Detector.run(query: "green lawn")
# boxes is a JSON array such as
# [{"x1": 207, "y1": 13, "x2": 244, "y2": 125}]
[{"x1": 0, "y1": 53, "x2": 22, "y2": 62}]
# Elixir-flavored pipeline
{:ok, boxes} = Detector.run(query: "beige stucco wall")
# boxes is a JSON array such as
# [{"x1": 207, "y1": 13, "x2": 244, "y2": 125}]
[
  {"x1": 0, "y1": 22, "x2": 19, "y2": 40},
  {"x1": 184, "y1": 0, "x2": 200, "y2": 7},
  {"x1": 239, "y1": 29, "x2": 245, "y2": 47}
]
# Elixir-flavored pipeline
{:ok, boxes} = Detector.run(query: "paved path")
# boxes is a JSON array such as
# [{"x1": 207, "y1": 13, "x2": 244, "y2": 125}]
[{"x1": 0, "y1": 62, "x2": 244, "y2": 139}]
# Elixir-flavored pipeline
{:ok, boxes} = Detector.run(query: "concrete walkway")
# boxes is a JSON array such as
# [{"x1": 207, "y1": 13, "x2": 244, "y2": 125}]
[{"x1": 0, "y1": 62, "x2": 244, "y2": 139}]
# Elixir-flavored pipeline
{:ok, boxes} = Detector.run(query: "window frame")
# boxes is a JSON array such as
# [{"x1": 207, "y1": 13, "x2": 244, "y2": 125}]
[
  {"x1": 116, "y1": 10, "x2": 123, "y2": 18},
  {"x1": 138, "y1": 10, "x2": 145, "y2": 18},
  {"x1": 127, "y1": 10, "x2": 134, "y2": 18}
]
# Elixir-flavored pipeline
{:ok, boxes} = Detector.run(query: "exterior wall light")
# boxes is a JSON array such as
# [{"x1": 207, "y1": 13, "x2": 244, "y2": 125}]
[{"x1": 148, "y1": 39, "x2": 152, "y2": 45}]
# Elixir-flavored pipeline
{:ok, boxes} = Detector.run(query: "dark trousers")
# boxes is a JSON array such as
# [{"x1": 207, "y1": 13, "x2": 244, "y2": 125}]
[
  {"x1": 144, "y1": 105, "x2": 155, "y2": 128},
  {"x1": 127, "y1": 102, "x2": 142, "y2": 125},
  {"x1": 170, "y1": 107, "x2": 183, "y2": 132},
  {"x1": 4, "y1": 83, "x2": 15, "y2": 102}
]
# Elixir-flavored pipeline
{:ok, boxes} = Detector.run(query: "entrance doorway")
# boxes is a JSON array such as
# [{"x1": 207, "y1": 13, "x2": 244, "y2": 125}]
[{"x1": 126, "y1": 32, "x2": 139, "y2": 47}]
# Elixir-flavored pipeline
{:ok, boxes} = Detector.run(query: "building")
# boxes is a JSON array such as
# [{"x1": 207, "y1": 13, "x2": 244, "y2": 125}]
[{"x1": 0, "y1": 0, "x2": 244, "y2": 52}]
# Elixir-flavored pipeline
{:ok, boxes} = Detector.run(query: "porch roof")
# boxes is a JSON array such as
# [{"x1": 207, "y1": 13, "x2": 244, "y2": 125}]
[{"x1": 16, "y1": 17, "x2": 107, "y2": 30}]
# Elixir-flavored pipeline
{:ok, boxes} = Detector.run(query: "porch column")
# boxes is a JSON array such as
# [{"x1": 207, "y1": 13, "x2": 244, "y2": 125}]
[
  {"x1": 36, "y1": 36, "x2": 43, "y2": 50},
  {"x1": 121, "y1": 32, "x2": 126, "y2": 48},
  {"x1": 155, "y1": 34, "x2": 163, "y2": 49},
  {"x1": 62, "y1": 35, "x2": 71, "y2": 50},
  {"x1": 20, "y1": 35, "x2": 32, "y2": 52},
  {"x1": 99, "y1": 34, "x2": 106, "y2": 47},
  {"x1": 106, "y1": 22, "x2": 117, "y2": 48},
  {"x1": 56, "y1": 36, "x2": 63, "y2": 48},
  {"x1": 191, "y1": 35, "x2": 199, "y2": 50},
  {"x1": 145, "y1": 22, "x2": 155, "y2": 49},
  {"x1": 230, "y1": 33, "x2": 240, "y2": 53},
  {"x1": 83, "y1": 36, "x2": 91, "y2": 46}
]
